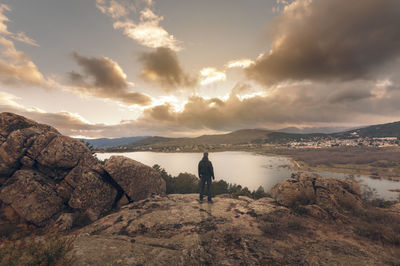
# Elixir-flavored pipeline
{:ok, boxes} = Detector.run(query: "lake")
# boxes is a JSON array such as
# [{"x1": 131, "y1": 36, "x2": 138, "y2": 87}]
[{"x1": 97, "y1": 151, "x2": 399, "y2": 200}]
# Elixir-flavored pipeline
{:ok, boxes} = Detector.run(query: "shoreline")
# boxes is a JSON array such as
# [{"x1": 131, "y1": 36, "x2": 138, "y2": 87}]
[{"x1": 96, "y1": 148, "x2": 400, "y2": 182}]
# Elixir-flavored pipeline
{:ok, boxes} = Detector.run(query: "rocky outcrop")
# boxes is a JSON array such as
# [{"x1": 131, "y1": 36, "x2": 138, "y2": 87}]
[
  {"x1": 0, "y1": 170, "x2": 64, "y2": 226},
  {"x1": 72, "y1": 194, "x2": 400, "y2": 265},
  {"x1": 271, "y1": 172, "x2": 362, "y2": 219},
  {"x1": 104, "y1": 156, "x2": 166, "y2": 201},
  {"x1": 0, "y1": 112, "x2": 166, "y2": 227}
]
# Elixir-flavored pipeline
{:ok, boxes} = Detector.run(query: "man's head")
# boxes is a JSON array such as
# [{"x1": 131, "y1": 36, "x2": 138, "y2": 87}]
[{"x1": 203, "y1": 152, "x2": 208, "y2": 158}]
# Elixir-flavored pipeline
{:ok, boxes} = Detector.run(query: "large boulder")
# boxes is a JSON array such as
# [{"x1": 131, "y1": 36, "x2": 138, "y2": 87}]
[
  {"x1": 104, "y1": 156, "x2": 166, "y2": 201},
  {"x1": 65, "y1": 165, "x2": 118, "y2": 217},
  {"x1": 0, "y1": 170, "x2": 64, "y2": 226},
  {"x1": 0, "y1": 127, "x2": 43, "y2": 177},
  {"x1": 0, "y1": 112, "x2": 166, "y2": 228},
  {"x1": 0, "y1": 112, "x2": 57, "y2": 138},
  {"x1": 36, "y1": 135, "x2": 89, "y2": 169},
  {"x1": 271, "y1": 172, "x2": 362, "y2": 218}
]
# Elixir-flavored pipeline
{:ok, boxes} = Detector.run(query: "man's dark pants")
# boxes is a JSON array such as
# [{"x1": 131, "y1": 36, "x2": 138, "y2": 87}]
[{"x1": 200, "y1": 176, "x2": 212, "y2": 201}]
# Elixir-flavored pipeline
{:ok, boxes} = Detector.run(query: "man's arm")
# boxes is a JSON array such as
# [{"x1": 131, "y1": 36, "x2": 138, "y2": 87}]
[
  {"x1": 198, "y1": 162, "x2": 201, "y2": 178},
  {"x1": 210, "y1": 162, "x2": 215, "y2": 179}
]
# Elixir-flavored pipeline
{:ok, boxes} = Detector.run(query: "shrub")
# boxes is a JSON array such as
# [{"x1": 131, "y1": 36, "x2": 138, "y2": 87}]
[
  {"x1": 153, "y1": 165, "x2": 272, "y2": 199},
  {"x1": 258, "y1": 214, "x2": 305, "y2": 238},
  {"x1": 0, "y1": 230, "x2": 76, "y2": 266},
  {"x1": 351, "y1": 201, "x2": 400, "y2": 246}
]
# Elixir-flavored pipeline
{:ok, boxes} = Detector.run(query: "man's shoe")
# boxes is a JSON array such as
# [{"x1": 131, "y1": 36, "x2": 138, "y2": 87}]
[{"x1": 208, "y1": 199, "x2": 213, "y2": 203}]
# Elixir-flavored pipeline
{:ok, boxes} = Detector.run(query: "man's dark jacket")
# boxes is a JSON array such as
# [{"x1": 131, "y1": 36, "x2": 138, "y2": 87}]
[{"x1": 198, "y1": 157, "x2": 214, "y2": 179}]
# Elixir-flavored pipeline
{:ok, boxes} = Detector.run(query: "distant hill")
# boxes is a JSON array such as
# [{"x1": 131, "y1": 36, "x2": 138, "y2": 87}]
[
  {"x1": 340, "y1": 121, "x2": 400, "y2": 138},
  {"x1": 126, "y1": 136, "x2": 176, "y2": 147},
  {"x1": 92, "y1": 121, "x2": 400, "y2": 150},
  {"x1": 277, "y1": 126, "x2": 353, "y2": 134},
  {"x1": 79, "y1": 136, "x2": 147, "y2": 148},
  {"x1": 109, "y1": 129, "x2": 273, "y2": 150}
]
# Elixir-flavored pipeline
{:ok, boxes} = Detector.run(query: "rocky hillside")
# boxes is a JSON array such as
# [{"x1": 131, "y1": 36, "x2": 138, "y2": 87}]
[
  {"x1": 0, "y1": 112, "x2": 165, "y2": 229},
  {"x1": 72, "y1": 173, "x2": 400, "y2": 265}
]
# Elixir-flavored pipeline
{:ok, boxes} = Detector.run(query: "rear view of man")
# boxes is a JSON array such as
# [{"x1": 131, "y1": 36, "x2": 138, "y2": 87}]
[{"x1": 198, "y1": 152, "x2": 215, "y2": 203}]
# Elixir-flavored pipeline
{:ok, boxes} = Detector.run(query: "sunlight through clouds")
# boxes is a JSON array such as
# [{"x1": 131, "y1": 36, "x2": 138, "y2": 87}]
[
  {"x1": 226, "y1": 59, "x2": 253, "y2": 69},
  {"x1": 199, "y1": 67, "x2": 226, "y2": 86}
]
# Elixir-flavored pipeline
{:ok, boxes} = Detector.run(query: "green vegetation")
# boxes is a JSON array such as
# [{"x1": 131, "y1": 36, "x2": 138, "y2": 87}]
[
  {"x1": 153, "y1": 164, "x2": 271, "y2": 199},
  {"x1": 0, "y1": 230, "x2": 76, "y2": 266}
]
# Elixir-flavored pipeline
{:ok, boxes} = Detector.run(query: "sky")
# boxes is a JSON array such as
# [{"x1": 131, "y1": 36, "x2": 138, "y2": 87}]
[{"x1": 1, "y1": 0, "x2": 400, "y2": 138}]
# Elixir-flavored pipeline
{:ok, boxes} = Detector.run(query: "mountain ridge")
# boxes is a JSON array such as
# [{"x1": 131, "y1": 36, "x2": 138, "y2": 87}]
[{"x1": 81, "y1": 121, "x2": 400, "y2": 149}]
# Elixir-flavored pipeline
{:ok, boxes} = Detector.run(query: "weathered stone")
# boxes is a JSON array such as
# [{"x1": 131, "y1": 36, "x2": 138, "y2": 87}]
[
  {"x1": 55, "y1": 213, "x2": 74, "y2": 231},
  {"x1": 66, "y1": 165, "x2": 117, "y2": 214},
  {"x1": 104, "y1": 156, "x2": 166, "y2": 201},
  {"x1": 72, "y1": 194, "x2": 399, "y2": 265},
  {"x1": 0, "y1": 112, "x2": 57, "y2": 138},
  {"x1": 0, "y1": 170, "x2": 64, "y2": 226},
  {"x1": 0, "y1": 113, "x2": 124, "y2": 227},
  {"x1": 25, "y1": 131, "x2": 58, "y2": 159},
  {"x1": 55, "y1": 180, "x2": 74, "y2": 203},
  {"x1": 36, "y1": 135, "x2": 90, "y2": 169},
  {"x1": 271, "y1": 172, "x2": 362, "y2": 216},
  {"x1": 0, "y1": 128, "x2": 41, "y2": 176},
  {"x1": 20, "y1": 155, "x2": 35, "y2": 168},
  {"x1": 116, "y1": 194, "x2": 130, "y2": 208}
]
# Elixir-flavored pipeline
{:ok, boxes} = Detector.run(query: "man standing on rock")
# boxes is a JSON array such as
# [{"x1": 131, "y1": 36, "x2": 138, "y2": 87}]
[{"x1": 198, "y1": 152, "x2": 215, "y2": 203}]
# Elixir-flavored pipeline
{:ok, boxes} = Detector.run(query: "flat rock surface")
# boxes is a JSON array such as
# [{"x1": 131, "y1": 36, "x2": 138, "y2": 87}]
[{"x1": 73, "y1": 194, "x2": 400, "y2": 265}]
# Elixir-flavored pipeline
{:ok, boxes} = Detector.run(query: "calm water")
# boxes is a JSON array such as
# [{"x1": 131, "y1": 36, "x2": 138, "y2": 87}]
[{"x1": 97, "y1": 151, "x2": 399, "y2": 200}]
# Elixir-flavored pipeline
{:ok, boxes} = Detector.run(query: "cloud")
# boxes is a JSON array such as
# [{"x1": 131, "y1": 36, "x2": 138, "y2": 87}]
[
  {"x1": 138, "y1": 80, "x2": 400, "y2": 132},
  {"x1": 226, "y1": 59, "x2": 253, "y2": 69},
  {"x1": 68, "y1": 52, "x2": 152, "y2": 106},
  {"x1": 3, "y1": 78, "x2": 400, "y2": 138},
  {"x1": 113, "y1": 8, "x2": 182, "y2": 51},
  {"x1": 0, "y1": 37, "x2": 49, "y2": 88},
  {"x1": 138, "y1": 47, "x2": 196, "y2": 90},
  {"x1": 11, "y1": 32, "x2": 39, "y2": 47},
  {"x1": 95, "y1": 0, "x2": 132, "y2": 19},
  {"x1": 199, "y1": 67, "x2": 226, "y2": 86},
  {"x1": 328, "y1": 88, "x2": 372, "y2": 104},
  {"x1": 96, "y1": 0, "x2": 182, "y2": 51},
  {"x1": 231, "y1": 83, "x2": 252, "y2": 95},
  {"x1": 0, "y1": 4, "x2": 11, "y2": 35},
  {"x1": 0, "y1": 4, "x2": 39, "y2": 46},
  {"x1": 0, "y1": 5, "x2": 48, "y2": 88},
  {"x1": 247, "y1": 0, "x2": 400, "y2": 86}
]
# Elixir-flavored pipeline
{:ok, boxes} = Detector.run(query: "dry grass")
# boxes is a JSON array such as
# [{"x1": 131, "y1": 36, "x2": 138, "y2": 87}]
[
  {"x1": 0, "y1": 229, "x2": 76, "y2": 266},
  {"x1": 258, "y1": 213, "x2": 306, "y2": 238},
  {"x1": 350, "y1": 206, "x2": 400, "y2": 246}
]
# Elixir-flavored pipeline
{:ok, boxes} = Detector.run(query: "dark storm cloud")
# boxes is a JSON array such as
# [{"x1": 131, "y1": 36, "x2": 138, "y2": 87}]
[
  {"x1": 247, "y1": 0, "x2": 400, "y2": 85},
  {"x1": 328, "y1": 88, "x2": 372, "y2": 104},
  {"x1": 138, "y1": 80, "x2": 400, "y2": 132},
  {"x1": 138, "y1": 47, "x2": 197, "y2": 90},
  {"x1": 69, "y1": 52, "x2": 152, "y2": 106}
]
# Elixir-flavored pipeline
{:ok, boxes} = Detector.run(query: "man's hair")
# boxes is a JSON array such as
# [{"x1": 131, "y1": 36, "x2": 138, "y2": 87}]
[{"x1": 203, "y1": 152, "x2": 208, "y2": 157}]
